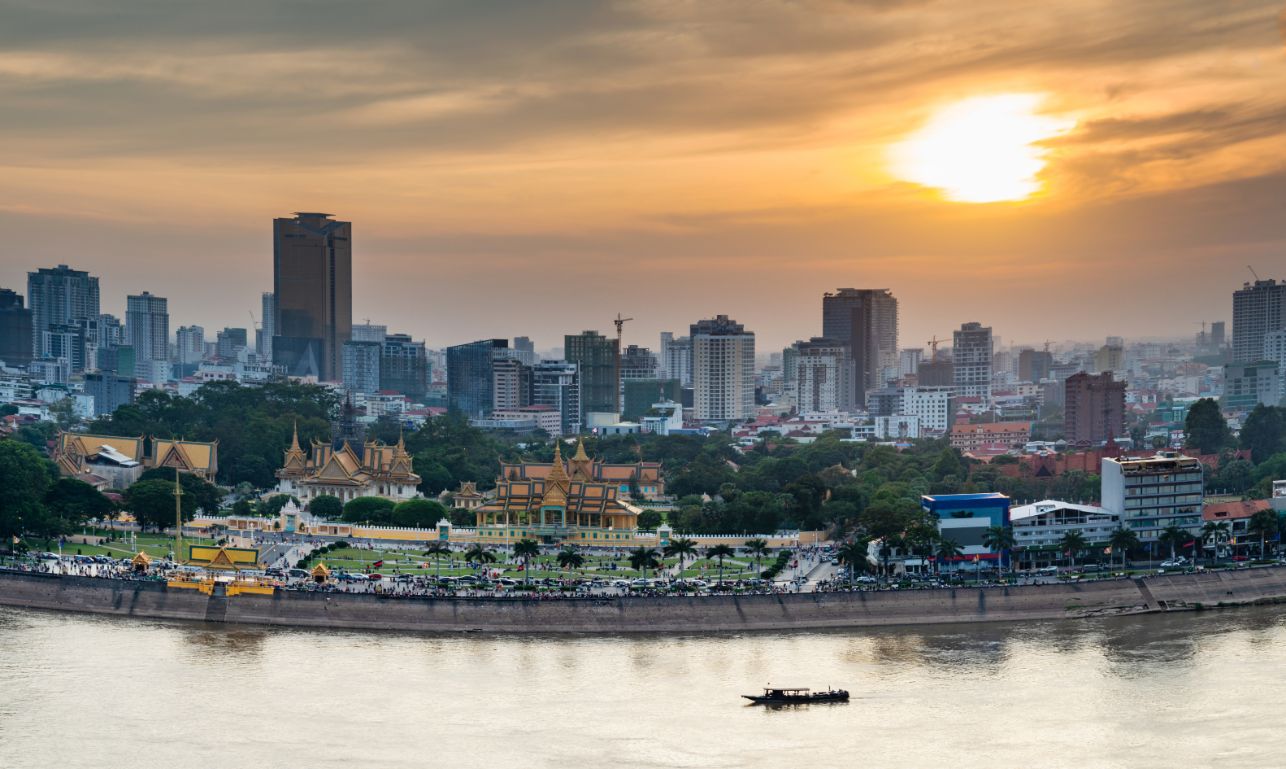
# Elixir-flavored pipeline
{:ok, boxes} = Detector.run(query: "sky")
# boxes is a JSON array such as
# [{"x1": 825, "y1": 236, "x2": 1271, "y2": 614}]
[{"x1": 3, "y1": 0, "x2": 1286, "y2": 355}]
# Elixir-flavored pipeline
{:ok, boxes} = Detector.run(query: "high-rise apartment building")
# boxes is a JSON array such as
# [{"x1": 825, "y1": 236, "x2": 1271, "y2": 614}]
[
  {"x1": 952, "y1": 322, "x2": 993, "y2": 403},
  {"x1": 1064, "y1": 372, "x2": 1126, "y2": 445},
  {"x1": 619, "y1": 344, "x2": 658, "y2": 403},
  {"x1": 216, "y1": 327, "x2": 248, "y2": 360},
  {"x1": 126, "y1": 292, "x2": 169, "y2": 381},
  {"x1": 83, "y1": 372, "x2": 134, "y2": 417},
  {"x1": 1232, "y1": 279, "x2": 1286, "y2": 363},
  {"x1": 447, "y1": 339, "x2": 508, "y2": 417},
  {"x1": 342, "y1": 340, "x2": 382, "y2": 395},
  {"x1": 898, "y1": 348, "x2": 923, "y2": 378},
  {"x1": 493, "y1": 357, "x2": 533, "y2": 411},
  {"x1": 789, "y1": 337, "x2": 855, "y2": 413},
  {"x1": 532, "y1": 361, "x2": 582, "y2": 436},
  {"x1": 901, "y1": 386, "x2": 955, "y2": 434},
  {"x1": 381, "y1": 333, "x2": 428, "y2": 401},
  {"x1": 564, "y1": 330, "x2": 618, "y2": 420},
  {"x1": 0, "y1": 289, "x2": 33, "y2": 367},
  {"x1": 659, "y1": 333, "x2": 692, "y2": 387},
  {"x1": 176, "y1": 325, "x2": 205, "y2": 366},
  {"x1": 27, "y1": 265, "x2": 100, "y2": 368},
  {"x1": 691, "y1": 315, "x2": 755, "y2": 422},
  {"x1": 272, "y1": 212, "x2": 352, "y2": 380},
  {"x1": 821, "y1": 288, "x2": 898, "y2": 403}
]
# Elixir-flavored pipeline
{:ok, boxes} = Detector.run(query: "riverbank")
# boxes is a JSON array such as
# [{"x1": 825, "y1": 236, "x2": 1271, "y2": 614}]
[{"x1": 5, "y1": 565, "x2": 1286, "y2": 633}]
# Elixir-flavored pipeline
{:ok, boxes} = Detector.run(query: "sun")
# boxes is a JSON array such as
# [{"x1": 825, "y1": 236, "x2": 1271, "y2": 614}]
[{"x1": 890, "y1": 93, "x2": 1073, "y2": 203}]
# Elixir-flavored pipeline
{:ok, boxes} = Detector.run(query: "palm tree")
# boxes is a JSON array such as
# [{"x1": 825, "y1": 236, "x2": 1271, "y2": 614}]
[
  {"x1": 628, "y1": 546, "x2": 661, "y2": 577},
  {"x1": 513, "y1": 538, "x2": 541, "y2": 584},
  {"x1": 835, "y1": 539, "x2": 868, "y2": 583},
  {"x1": 706, "y1": 544, "x2": 735, "y2": 585},
  {"x1": 464, "y1": 544, "x2": 497, "y2": 577},
  {"x1": 743, "y1": 538, "x2": 769, "y2": 574},
  {"x1": 1158, "y1": 525, "x2": 1188, "y2": 562},
  {"x1": 935, "y1": 538, "x2": 962, "y2": 577},
  {"x1": 1059, "y1": 531, "x2": 1087, "y2": 569},
  {"x1": 423, "y1": 541, "x2": 452, "y2": 579},
  {"x1": 664, "y1": 537, "x2": 698, "y2": 580},
  {"x1": 1200, "y1": 521, "x2": 1230, "y2": 565},
  {"x1": 982, "y1": 525, "x2": 1016, "y2": 579},
  {"x1": 556, "y1": 546, "x2": 585, "y2": 579},
  {"x1": 1248, "y1": 509, "x2": 1279, "y2": 560},
  {"x1": 1108, "y1": 527, "x2": 1139, "y2": 571}
]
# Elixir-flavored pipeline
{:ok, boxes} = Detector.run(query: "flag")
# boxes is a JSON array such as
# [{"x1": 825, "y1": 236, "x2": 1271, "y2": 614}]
[
  {"x1": 1104, "y1": 547, "x2": 1112, "y2": 554},
  {"x1": 372, "y1": 559, "x2": 384, "y2": 568},
  {"x1": 1183, "y1": 540, "x2": 1195, "y2": 549}
]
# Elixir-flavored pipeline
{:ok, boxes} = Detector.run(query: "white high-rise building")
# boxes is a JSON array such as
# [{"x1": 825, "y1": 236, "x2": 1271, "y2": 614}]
[
  {"x1": 901, "y1": 386, "x2": 955, "y2": 434},
  {"x1": 660, "y1": 332, "x2": 692, "y2": 387},
  {"x1": 952, "y1": 322, "x2": 993, "y2": 405},
  {"x1": 789, "y1": 337, "x2": 855, "y2": 413},
  {"x1": 259, "y1": 292, "x2": 275, "y2": 360},
  {"x1": 176, "y1": 325, "x2": 205, "y2": 366},
  {"x1": 691, "y1": 315, "x2": 755, "y2": 422}
]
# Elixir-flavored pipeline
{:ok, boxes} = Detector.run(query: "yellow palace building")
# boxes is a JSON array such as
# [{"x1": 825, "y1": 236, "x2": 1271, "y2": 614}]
[{"x1": 473, "y1": 441, "x2": 643, "y2": 545}]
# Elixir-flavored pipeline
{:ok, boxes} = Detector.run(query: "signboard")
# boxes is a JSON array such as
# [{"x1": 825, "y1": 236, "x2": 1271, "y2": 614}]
[{"x1": 188, "y1": 545, "x2": 259, "y2": 569}]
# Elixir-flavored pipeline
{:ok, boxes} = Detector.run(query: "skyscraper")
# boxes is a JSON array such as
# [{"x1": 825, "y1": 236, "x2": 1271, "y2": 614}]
[
  {"x1": 821, "y1": 288, "x2": 898, "y2": 404},
  {"x1": 564, "y1": 330, "x2": 618, "y2": 421},
  {"x1": 342, "y1": 340, "x2": 382, "y2": 395},
  {"x1": 176, "y1": 325, "x2": 205, "y2": 366},
  {"x1": 512, "y1": 336, "x2": 537, "y2": 366},
  {"x1": 952, "y1": 321, "x2": 993, "y2": 403},
  {"x1": 492, "y1": 357, "x2": 533, "y2": 411},
  {"x1": 27, "y1": 265, "x2": 100, "y2": 368},
  {"x1": 258, "y1": 292, "x2": 275, "y2": 360},
  {"x1": 659, "y1": 333, "x2": 692, "y2": 387},
  {"x1": 1232, "y1": 279, "x2": 1286, "y2": 363},
  {"x1": 0, "y1": 289, "x2": 33, "y2": 367},
  {"x1": 272, "y1": 212, "x2": 352, "y2": 380},
  {"x1": 1017, "y1": 348, "x2": 1053, "y2": 382},
  {"x1": 126, "y1": 292, "x2": 169, "y2": 381},
  {"x1": 447, "y1": 339, "x2": 508, "y2": 417},
  {"x1": 381, "y1": 333, "x2": 429, "y2": 400},
  {"x1": 216, "y1": 327, "x2": 248, "y2": 360},
  {"x1": 691, "y1": 315, "x2": 755, "y2": 422}
]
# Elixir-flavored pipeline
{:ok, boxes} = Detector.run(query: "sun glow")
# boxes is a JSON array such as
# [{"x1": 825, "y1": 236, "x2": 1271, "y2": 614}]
[{"x1": 891, "y1": 93, "x2": 1073, "y2": 203}]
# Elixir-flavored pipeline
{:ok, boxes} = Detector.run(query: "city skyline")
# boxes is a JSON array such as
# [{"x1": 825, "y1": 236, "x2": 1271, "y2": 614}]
[{"x1": 3, "y1": 1, "x2": 1285, "y2": 352}]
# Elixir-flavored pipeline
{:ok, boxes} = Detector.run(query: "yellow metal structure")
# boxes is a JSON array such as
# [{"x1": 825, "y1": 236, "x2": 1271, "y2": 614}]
[{"x1": 187, "y1": 545, "x2": 259, "y2": 569}]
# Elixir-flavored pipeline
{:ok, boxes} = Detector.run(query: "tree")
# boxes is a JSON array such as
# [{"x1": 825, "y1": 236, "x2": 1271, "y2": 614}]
[
  {"x1": 124, "y1": 479, "x2": 195, "y2": 533},
  {"x1": 628, "y1": 547, "x2": 661, "y2": 578},
  {"x1": 308, "y1": 495, "x2": 343, "y2": 518},
  {"x1": 341, "y1": 496, "x2": 396, "y2": 524},
  {"x1": 0, "y1": 441, "x2": 56, "y2": 542},
  {"x1": 392, "y1": 498, "x2": 447, "y2": 528},
  {"x1": 1248, "y1": 509, "x2": 1279, "y2": 559},
  {"x1": 1240, "y1": 405, "x2": 1285, "y2": 464},
  {"x1": 1059, "y1": 531, "x2": 1087, "y2": 568},
  {"x1": 513, "y1": 538, "x2": 541, "y2": 584},
  {"x1": 835, "y1": 539, "x2": 868, "y2": 583},
  {"x1": 1158, "y1": 525, "x2": 1188, "y2": 562},
  {"x1": 934, "y1": 538, "x2": 963, "y2": 576},
  {"x1": 982, "y1": 525, "x2": 1016, "y2": 578},
  {"x1": 743, "y1": 538, "x2": 769, "y2": 573},
  {"x1": 1200, "y1": 521, "x2": 1230, "y2": 565},
  {"x1": 705, "y1": 544, "x2": 735, "y2": 585},
  {"x1": 256, "y1": 493, "x2": 297, "y2": 517},
  {"x1": 423, "y1": 541, "x2": 452, "y2": 578},
  {"x1": 464, "y1": 544, "x2": 497, "y2": 574},
  {"x1": 1184, "y1": 398, "x2": 1232, "y2": 455},
  {"x1": 636, "y1": 509, "x2": 663, "y2": 530},
  {"x1": 1109, "y1": 527, "x2": 1139, "y2": 570},
  {"x1": 556, "y1": 546, "x2": 585, "y2": 577},
  {"x1": 138, "y1": 468, "x2": 221, "y2": 515},
  {"x1": 44, "y1": 478, "x2": 114, "y2": 533},
  {"x1": 663, "y1": 537, "x2": 698, "y2": 578}
]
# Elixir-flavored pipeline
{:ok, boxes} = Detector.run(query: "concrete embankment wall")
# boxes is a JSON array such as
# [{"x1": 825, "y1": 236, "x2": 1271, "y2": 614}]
[{"x1": 4, "y1": 568, "x2": 1286, "y2": 633}]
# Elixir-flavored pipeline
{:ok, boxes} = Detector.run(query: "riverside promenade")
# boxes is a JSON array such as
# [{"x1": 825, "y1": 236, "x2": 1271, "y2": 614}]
[{"x1": 4, "y1": 565, "x2": 1286, "y2": 633}]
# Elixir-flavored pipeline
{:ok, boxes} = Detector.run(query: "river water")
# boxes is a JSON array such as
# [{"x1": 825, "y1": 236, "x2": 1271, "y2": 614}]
[{"x1": 1, "y1": 606, "x2": 1284, "y2": 769}]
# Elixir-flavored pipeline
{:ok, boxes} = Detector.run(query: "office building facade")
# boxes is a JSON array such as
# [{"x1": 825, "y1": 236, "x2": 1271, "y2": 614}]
[
  {"x1": 447, "y1": 339, "x2": 508, "y2": 417},
  {"x1": 1101, "y1": 453, "x2": 1204, "y2": 542},
  {"x1": 565, "y1": 330, "x2": 618, "y2": 420},
  {"x1": 821, "y1": 288, "x2": 898, "y2": 403},
  {"x1": 27, "y1": 265, "x2": 100, "y2": 368},
  {"x1": 789, "y1": 337, "x2": 855, "y2": 413},
  {"x1": 532, "y1": 361, "x2": 582, "y2": 436},
  {"x1": 342, "y1": 340, "x2": 382, "y2": 395},
  {"x1": 1233, "y1": 279, "x2": 1286, "y2": 363},
  {"x1": 0, "y1": 289, "x2": 33, "y2": 367},
  {"x1": 952, "y1": 322, "x2": 993, "y2": 403}
]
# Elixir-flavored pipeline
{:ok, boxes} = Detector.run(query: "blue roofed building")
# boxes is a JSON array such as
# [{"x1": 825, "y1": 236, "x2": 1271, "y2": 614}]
[{"x1": 922, "y1": 492, "x2": 1011, "y2": 570}]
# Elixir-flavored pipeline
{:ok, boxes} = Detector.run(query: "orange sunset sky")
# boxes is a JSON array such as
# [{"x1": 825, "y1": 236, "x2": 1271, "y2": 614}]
[{"x1": 2, "y1": 0, "x2": 1286, "y2": 353}]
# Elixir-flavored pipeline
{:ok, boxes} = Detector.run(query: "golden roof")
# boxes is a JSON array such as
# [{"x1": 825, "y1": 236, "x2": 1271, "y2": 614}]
[
  {"x1": 541, "y1": 443, "x2": 571, "y2": 507},
  {"x1": 61, "y1": 433, "x2": 145, "y2": 461},
  {"x1": 310, "y1": 563, "x2": 331, "y2": 578}
]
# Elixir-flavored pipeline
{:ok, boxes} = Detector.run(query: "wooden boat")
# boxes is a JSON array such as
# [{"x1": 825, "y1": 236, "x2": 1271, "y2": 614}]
[{"x1": 742, "y1": 686, "x2": 849, "y2": 705}]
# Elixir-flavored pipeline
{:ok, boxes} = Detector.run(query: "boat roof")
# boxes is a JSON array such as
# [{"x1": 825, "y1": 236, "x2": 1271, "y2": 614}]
[{"x1": 766, "y1": 686, "x2": 810, "y2": 691}]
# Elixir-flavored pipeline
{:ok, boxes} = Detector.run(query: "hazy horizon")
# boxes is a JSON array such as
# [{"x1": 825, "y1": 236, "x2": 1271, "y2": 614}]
[{"x1": 3, "y1": 1, "x2": 1285, "y2": 353}]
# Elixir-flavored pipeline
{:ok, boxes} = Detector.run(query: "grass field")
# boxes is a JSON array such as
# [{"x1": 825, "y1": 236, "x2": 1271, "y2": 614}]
[{"x1": 19, "y1": 532, "x2": 221, "y2": 560}]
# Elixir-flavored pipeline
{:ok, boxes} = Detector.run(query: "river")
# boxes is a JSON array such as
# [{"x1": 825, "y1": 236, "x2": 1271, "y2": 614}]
[{"x1": 1, "y1": 605, "x2": 1283, "y2": 769}]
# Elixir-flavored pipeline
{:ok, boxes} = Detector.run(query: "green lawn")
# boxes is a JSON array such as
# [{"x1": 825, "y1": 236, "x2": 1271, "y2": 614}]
[{"x1": 20, "y1": 532, "x2": 221, "y2": 560}]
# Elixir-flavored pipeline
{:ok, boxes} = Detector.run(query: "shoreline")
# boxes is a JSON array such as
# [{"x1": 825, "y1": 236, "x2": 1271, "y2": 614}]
[{"x1": 5, "y1": 565, "x2": 1286, "y2": 633}]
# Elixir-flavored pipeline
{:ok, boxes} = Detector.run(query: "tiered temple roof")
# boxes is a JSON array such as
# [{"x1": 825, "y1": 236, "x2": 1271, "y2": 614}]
[{"x1": 476, "y1": 441, "x2": 640, "y2": 531}]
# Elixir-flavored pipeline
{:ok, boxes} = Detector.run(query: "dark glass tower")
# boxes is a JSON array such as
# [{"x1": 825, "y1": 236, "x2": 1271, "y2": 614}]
[{"x1": 272, "y1": 213, "x2": 352, "y2": 380}]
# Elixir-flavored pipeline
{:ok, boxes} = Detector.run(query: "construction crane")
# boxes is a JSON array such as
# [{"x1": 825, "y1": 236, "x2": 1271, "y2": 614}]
[
  {"x1": 1043, "y1": 339, "x2": 1052, "y2": 353},
  {"x1": 1248, "y1": 265, "x2": 1261, "y2": 281},
  {"x1": 926, "y1": 335, "x2": 945, "y2": 360},
  {"x1": 613, "y1": 313, "x2": 633, "y2": 345},
  {"x1": 248, "y1": 310, "x2": 259, "y2": 331}
]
